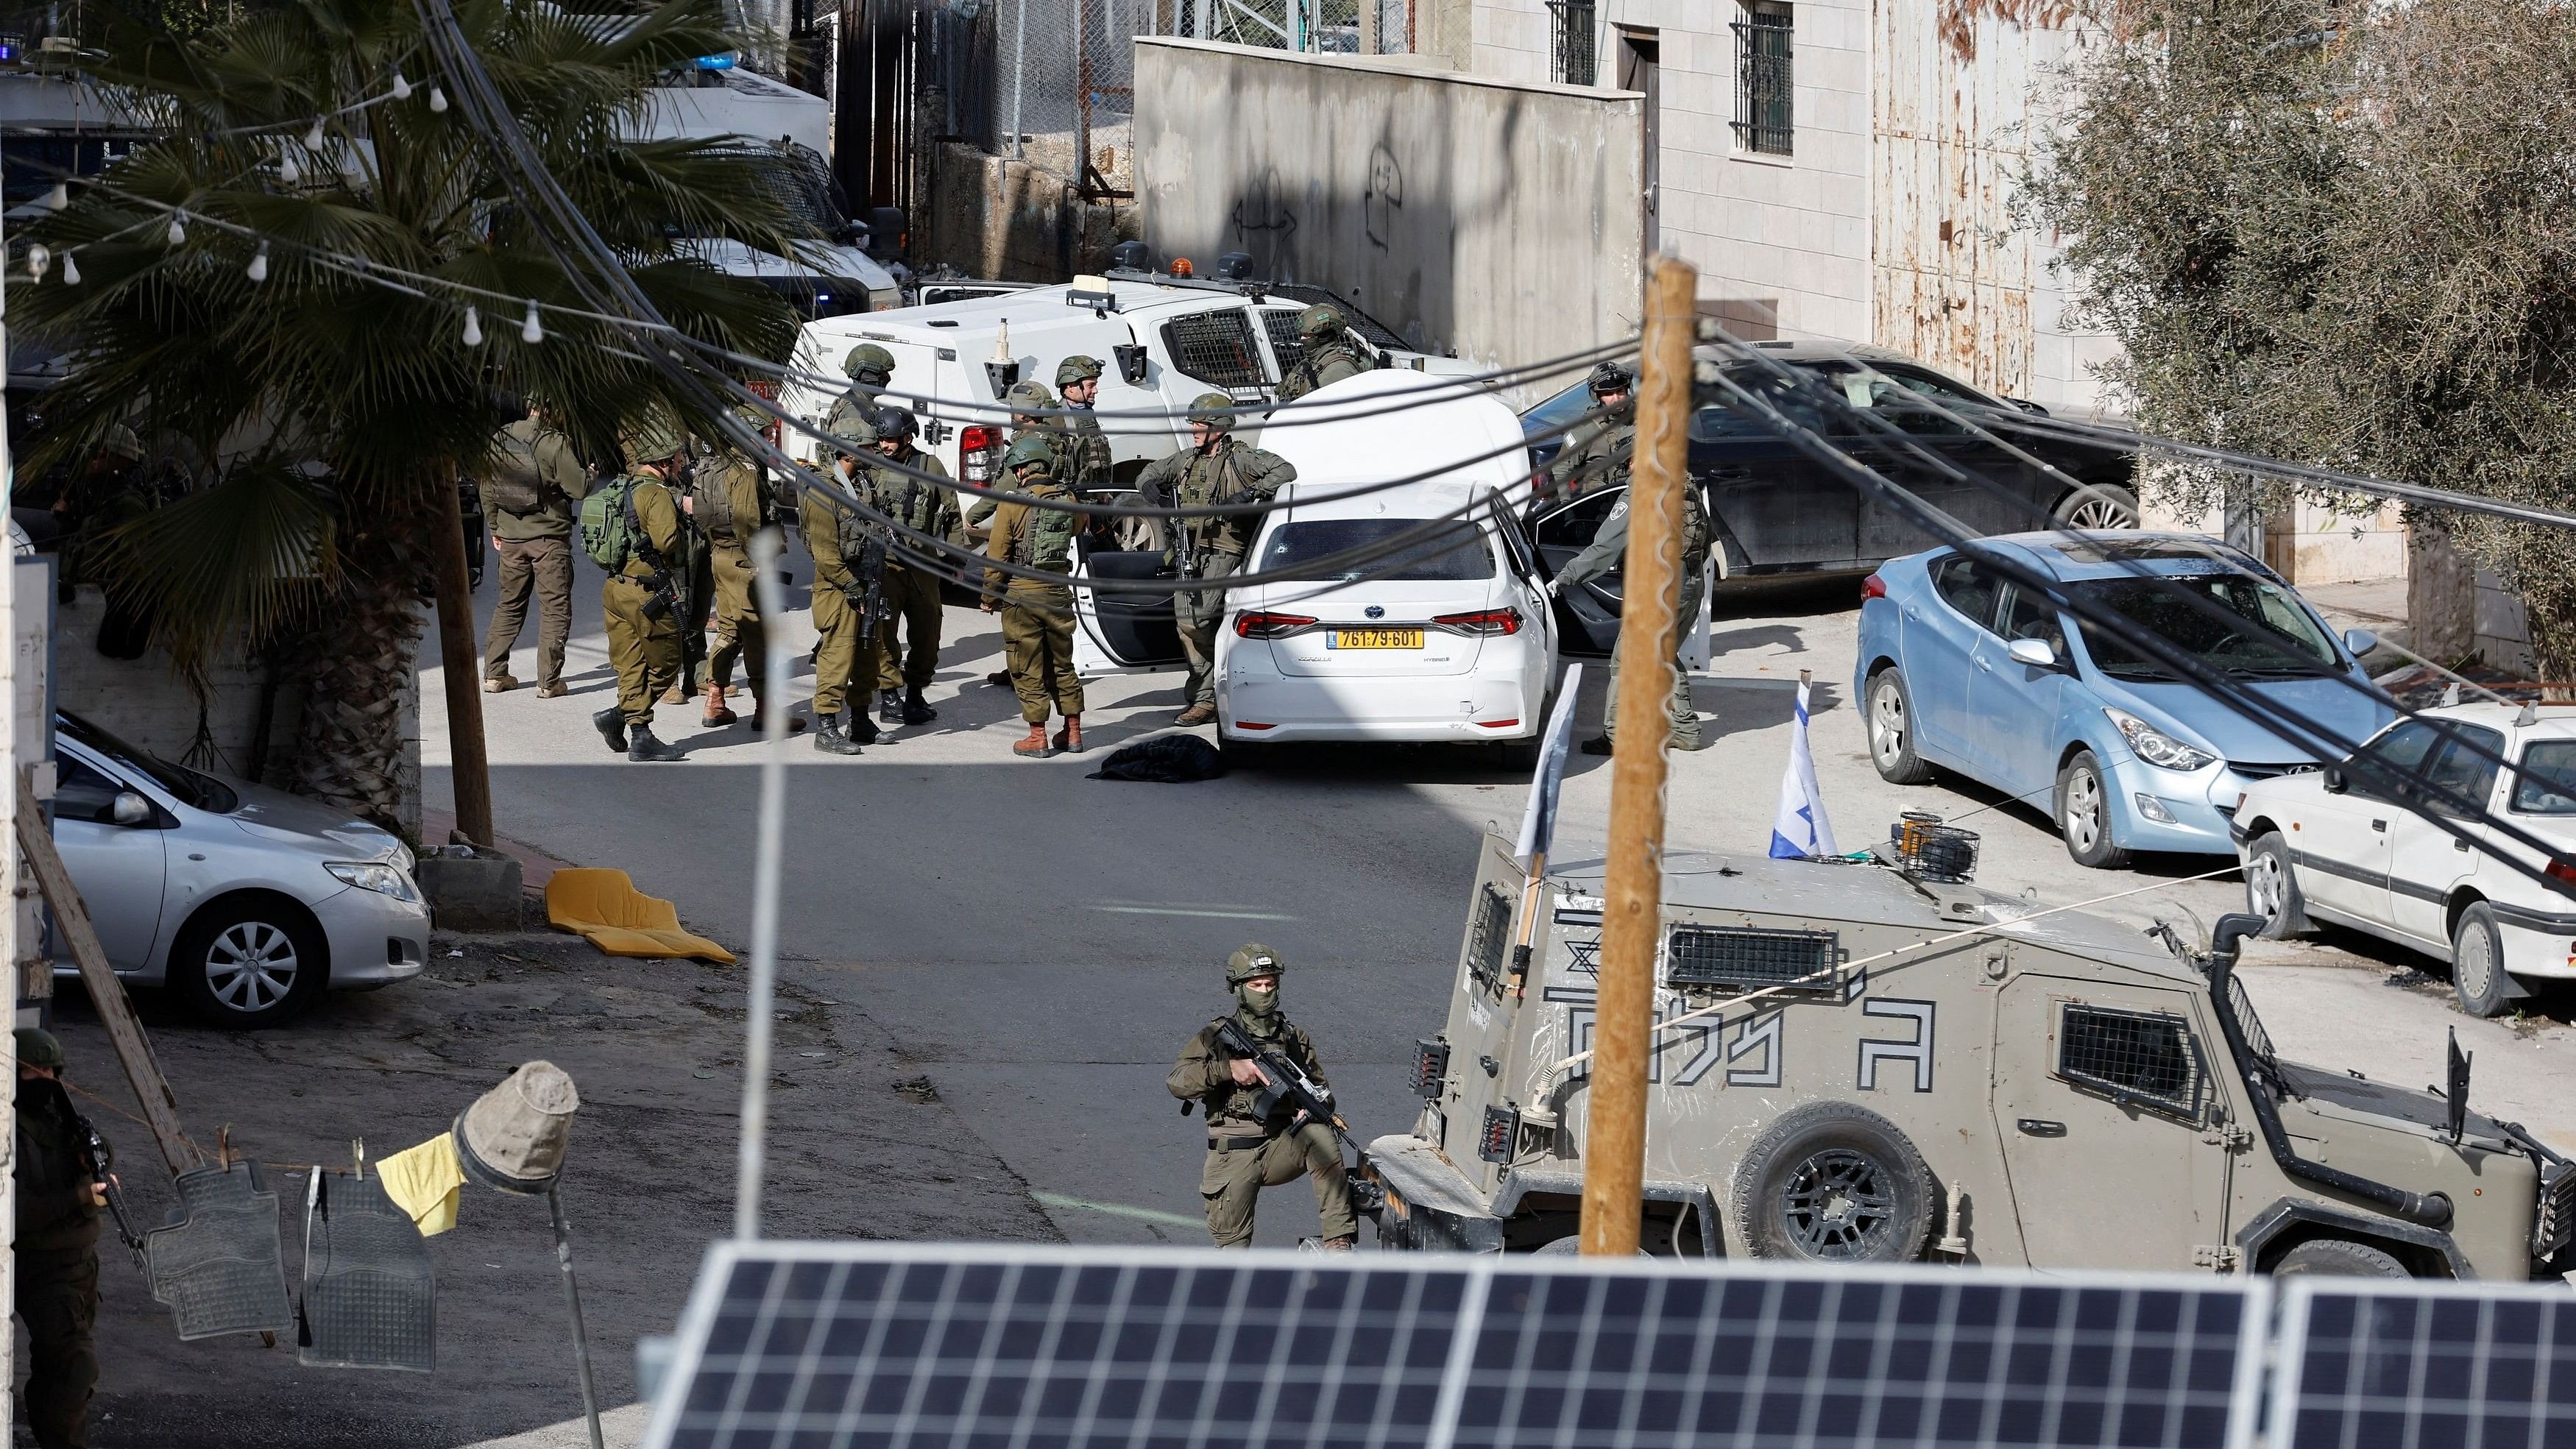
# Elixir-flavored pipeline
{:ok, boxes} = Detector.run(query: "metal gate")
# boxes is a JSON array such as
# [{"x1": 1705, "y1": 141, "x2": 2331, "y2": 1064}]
[{"x1": 829, "y1": 0, "x2": 924, "y2": 218}]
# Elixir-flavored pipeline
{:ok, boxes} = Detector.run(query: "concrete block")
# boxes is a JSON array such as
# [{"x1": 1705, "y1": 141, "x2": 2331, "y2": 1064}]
[{"x1": 418, "y1": 847, "x2": 526, "y2": 934}]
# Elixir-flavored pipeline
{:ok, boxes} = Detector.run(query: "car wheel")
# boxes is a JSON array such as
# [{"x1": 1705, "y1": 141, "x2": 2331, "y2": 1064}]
[
  {"x1": 171, "y1": 895, "x2": 327, "y2": 1030},
  {"x1": 2244, "y1": 832, "x2": 2309, "y2": 938},
  {"x1": 2449, "y1": 901, "x2": 2513, "y2": 1018},
  {"x1": 2272, "y1": 1239, "x2": 2410, "y2": 1278},
  {"x1": 2050, "y1": 481, "x2": 2140, "y2": 531},
  {"x1": 1732, "y1": 1101, "x2": 1934, "y2": 1263},
  {"x1": 1866, "y1": 669, "x2": 1935, "y2": 784},
  {"x1": 2056, "y1": 751, "x2": 2133, "y2": 869}
]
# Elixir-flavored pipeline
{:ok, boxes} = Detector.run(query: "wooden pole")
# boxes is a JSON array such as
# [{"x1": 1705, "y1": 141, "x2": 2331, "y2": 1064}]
[
  {"x1": 432, "y1": 475, "x2": 495, "y2": 847},
  {"x1": 1579, "y1": 254, "x2": 1696, "y2": 1256},
  {"x1": 16, "y1": 795, "x2": 198, "y2": 1175}
]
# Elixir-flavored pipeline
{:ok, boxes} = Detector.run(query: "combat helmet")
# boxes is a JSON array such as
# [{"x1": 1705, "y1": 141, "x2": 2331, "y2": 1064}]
[
  {"x1": 1186, "y1": 392, "x2": 1236, "y2": 431},
  {"x1": 1004, "y1": 380, "x2": 1056, "y2": 415},
  {"x1": 1225, "y1": 943, "x2": 1284, "y2": 985},
  {"x1": 620, "y1": 407, "x2": 689, "y2": 467},
  {"x1": 843, "y1": 343, "x2": 896, "y2": 383},
  {"x1": 1295, "y1": 303, "x2": 1345, "y2": 341},
  {"x1": 872, "y1": 404, "x2": 919, "y2": 442},
  {"x1": 1055, "y1": 354, "x2": 1105, "y2": 387},
  {"x1": 1587, "y1": 361, "x2": 1634, "y2": 397},
  {"x1": 1001, "y1": 432, "x2": 1055, "y2": 472}
]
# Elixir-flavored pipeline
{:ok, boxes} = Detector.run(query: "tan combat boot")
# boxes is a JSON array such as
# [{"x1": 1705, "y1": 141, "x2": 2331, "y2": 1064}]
[
  {"x1": 1013, "y1": 723, "x2": 1055, "y2": 759},
  {"x1": 1051, "y1": 716, "x2": 1084, "y2": 754},
  {"x1": 702, "y1": 681, "x2": 739, "y2": 728}
]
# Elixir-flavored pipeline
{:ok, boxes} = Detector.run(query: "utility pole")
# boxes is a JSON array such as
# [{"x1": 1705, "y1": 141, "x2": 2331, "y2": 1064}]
[
  {"x1": 1579, "y1": 252, "x2": 1695, "y2": 1256},
  {"x1": 0, "y1": 157, "x2": 18, "y2": 1442}
]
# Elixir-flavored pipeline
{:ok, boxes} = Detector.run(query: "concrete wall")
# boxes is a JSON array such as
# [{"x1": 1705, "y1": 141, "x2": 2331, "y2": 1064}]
[
  {"x1": 1133, "y1": 39, "x2": 1644, "y2": 386},
  {"x1": 920, "y1": 140, "x2": 1140, "y2": 282}
]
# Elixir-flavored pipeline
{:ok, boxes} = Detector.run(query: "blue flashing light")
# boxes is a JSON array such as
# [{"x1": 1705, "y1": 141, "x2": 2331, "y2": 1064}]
[{"x1": 693, "y1": 52, "x2": 738, "y2": 71}]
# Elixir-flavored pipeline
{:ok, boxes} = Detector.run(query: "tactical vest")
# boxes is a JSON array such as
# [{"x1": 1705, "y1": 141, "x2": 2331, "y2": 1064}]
[
  {"x1": 1012, "y1": 485, "x2": 1079, "y2": 571},
  {"x1": 1178, "y1": 444, "x2": 1262, "y2": 556},
  {"x1": 875, "y1": 450, "x2": 942, "y2": 534},
  {"x1": 832, "y1": 479, "x2": 882, "y2": 570},
  {"x1": 698, "y1": 458, "x2": 751, "y2": 546},
  {"x1": 486, "y1": 427, "x2": 547, "y2": 514}
]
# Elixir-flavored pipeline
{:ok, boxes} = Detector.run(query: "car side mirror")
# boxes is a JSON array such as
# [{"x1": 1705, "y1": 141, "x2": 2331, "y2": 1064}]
[
  {"x1": 2321, "y1": 765, "x2": 2348, "y2": 795},
  {"x1": 2342, "y1": 627, "x2": 2379, "y2": 657},
  {"x1": 111, "y1": 790, "x2": 150, "y2": 826},
  {"x1": 2006, "y1": 637, "x2": 2058, "y2": 670}
]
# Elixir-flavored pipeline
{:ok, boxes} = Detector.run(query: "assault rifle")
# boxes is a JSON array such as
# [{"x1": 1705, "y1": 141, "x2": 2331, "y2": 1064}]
[
  {"x1": 74, "y1": 1113, "x2": 144, "y2": 1267},
  {"x1": 1209, "y1": 1018, "x2": 1385, "y2": 1216}
]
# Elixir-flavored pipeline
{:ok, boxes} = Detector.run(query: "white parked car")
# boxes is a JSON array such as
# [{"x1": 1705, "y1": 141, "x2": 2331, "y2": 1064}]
[
  {"x1": 51, "y1": 711, "x2": 428, "y2": 1029},
  {"x1": 2234, "y1": 701, "x2": 2576, "y2": 1016}
]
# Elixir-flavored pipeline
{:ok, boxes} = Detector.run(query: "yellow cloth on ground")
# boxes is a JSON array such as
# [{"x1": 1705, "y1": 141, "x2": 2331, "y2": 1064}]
[
  {"x1": 377, "y1": 1132, "x2": 467, "y2": 1236},
  {"x1": 545, "y1": 868, "x2": 737, "y2": 964}
]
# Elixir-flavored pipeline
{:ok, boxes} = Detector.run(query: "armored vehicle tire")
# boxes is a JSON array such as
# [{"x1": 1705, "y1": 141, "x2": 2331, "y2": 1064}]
[
  {"x1": 2450, "y1": 901, "x2": 2513, "y2": 1018},
  {"x1": 1866, "y1": 669, "x2": 1936, "y2": 784},
  {"x1": 1733, "y1": 1102, "x2": 1935, "y2": 1264},
  {"x1": 2056, "y1": 751, "x2": 2133, "y2": 869},
  {"x1": 2243, "y1": 832, "x2": 2309, "y2": 938},
  {"x1": 2272, "y1": 1239, "x2": 2410, "y2": 1278}
]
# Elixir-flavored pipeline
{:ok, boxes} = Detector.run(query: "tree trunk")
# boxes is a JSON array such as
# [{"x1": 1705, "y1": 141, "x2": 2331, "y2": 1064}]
[
  {"x1": 432, "y1": 475, "x2": 494, "y2": 846},
  {"x1": 290, "y1": 494, "x2": 434, "y2": 833}
]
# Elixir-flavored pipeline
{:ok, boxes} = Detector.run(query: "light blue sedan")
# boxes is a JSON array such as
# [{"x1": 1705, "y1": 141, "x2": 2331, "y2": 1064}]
[{"x1": 1853, "y1": 534, "x2": 2394, "y2": 868}]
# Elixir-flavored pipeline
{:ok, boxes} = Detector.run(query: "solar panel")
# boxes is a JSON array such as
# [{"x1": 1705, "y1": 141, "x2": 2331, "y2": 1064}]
[
  {"x1": 641, "y1": 1246, "x2": 2271, "y2": 1449},
  {"x1": 2271, "y1": 1279, "x2": 2576, "y2": 1449}
]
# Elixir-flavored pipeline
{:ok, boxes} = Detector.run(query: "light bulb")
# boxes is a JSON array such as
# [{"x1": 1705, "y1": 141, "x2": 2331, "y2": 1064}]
[
  {"x1": 60, "y1": 251, "x2": 79, "y2": 284},
  {"x1": 305, "y1": 118, "x2": 325, "y2": 149},
  {"x1": 279, "y1": 151, "x2": 300, "y2": 185},
  {"x1": 428, "y1": 87, "x2": 447, "y2": 114},
  {"x1": 391, "y1": 70, "x2": 411, "y2": 101},
  {"x1": 166, "y1": 214, "x2": 185, "y2": 247},
  {"x1": 26, "y1": 243, "x2": 49, "y2": 280},
  {"x1": 520, "y1": 300, "x2": 542, "y2": 344},
  {"x1": 46, "y1": 182, "x2": 66, "y2": 212},
  {"x1": 247, "y1": 242, "x2": 269, "y2": 283},
  {"x1": 461, "y1": 305, "x2": 482, "y2": 347}
]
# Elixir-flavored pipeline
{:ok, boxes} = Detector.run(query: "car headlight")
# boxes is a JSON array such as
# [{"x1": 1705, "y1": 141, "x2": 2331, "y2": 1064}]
[
  {"x1": 327, "y1": 861, "x2": 421, "y2": 904},
  {"x1": 2104, "y1": 709, "x2": 2217, "y2": 772}
]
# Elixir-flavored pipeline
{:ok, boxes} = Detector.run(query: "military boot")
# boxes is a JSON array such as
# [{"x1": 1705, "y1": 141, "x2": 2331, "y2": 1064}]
[
  {"x1": 1176, "y1": 703, "x2": 1218, "y2": 727},
  {"x1": 1051, "y1": 716, "x2": 1084, "y2": 754},
  {"x1": 1013, "y1": 723, "x2": 1055, "y2": 759},
  {"x1": 592, "y1": 707, "x2": 629, "y2": 754},
  {"x1": 813, "y1": 718, "x2": 864, "y2": 755},
  {"x1": 703, "y1": 682, "x2": 739, "y2": 728},
  {"x1": 752, "y1": 694, "x2": 808, "y2": 735},
  {"x1": 850, "y1": 711, "x2": 882, "y2": 745},
  {"x1": 878, "y1": 687, "x2": 905, "y2": 726},
  {"x1": 902, "y1": 687, "x2": 938, "y2": 725},
  {"x1": 626, "y1": 726, "x2": 687, "y2": 762}
]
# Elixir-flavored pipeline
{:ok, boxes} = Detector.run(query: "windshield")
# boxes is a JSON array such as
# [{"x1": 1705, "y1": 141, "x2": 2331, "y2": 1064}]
[
  {"x1": 2511, "y1": 740, "x2": 2576, "y2": 814},
  {"x1": 1519, "y1": 380, "x2": 1598, "y2": 443},
  {"x1": 2070, "y1": 575, "x2": 2340, "y2": 681},
  {"x1": 1256, "y1": 519, "x2": 1496, "y2": 582},
  {"x1": 57, "y1": 711, "x2": 238, "y2": 813},
  {"x1": 666, "y1": 147, "x2": 844, "y2": 240}
]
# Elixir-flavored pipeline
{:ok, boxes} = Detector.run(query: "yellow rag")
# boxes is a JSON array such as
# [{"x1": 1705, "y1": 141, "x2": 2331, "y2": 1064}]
[
  {"x1": 545, "y1": 868, "x2": 737, "y2": 964},
  {"x1": 377, "y1": 1132, "x2": 467, "y2": 1236}
]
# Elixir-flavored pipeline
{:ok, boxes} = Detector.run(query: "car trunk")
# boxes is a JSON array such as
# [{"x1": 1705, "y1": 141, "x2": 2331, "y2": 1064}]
[{"x1": 1256, "y1": 581, "x2": 1504, "y2": 678}]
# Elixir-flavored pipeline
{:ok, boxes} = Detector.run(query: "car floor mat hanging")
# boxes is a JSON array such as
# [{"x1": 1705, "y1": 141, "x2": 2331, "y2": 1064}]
[{"x1": 144, "y1": 1158, "x2": 294, "y2": 1341}]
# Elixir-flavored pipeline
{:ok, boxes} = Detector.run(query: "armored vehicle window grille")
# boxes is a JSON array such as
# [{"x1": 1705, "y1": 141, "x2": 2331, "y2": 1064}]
[
  {"x1": 1466, "y1": 885, "x2": 1512, "y2": 992},
  {"x1": 2058, "y1": 1004, "x2": 2204, "y2": 1120},
  {"x1": 1259, "y1": 311, "x2": 1307, "y2": 376},
  {"x1": 1267, "y1": 285, "x2": 1409, "y2": 350},
  {"x1": 1663, "y1": 924, "x2": 1839, "y2": 993},
  {"x1": 1161, "y1": 311, "x2": 1270, "y2": 391},
  {"x1": 2226, "y1": 974, "x2": 2279, "y2": 1078}
]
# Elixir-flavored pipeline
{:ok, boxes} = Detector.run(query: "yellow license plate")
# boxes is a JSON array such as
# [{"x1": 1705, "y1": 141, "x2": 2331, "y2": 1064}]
[{"x1": 1328, "y1": 628, "x2": 1423, "y2": 650}]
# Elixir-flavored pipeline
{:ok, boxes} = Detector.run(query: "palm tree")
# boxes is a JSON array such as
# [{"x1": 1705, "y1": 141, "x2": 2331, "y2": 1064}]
[{"x1": 11, "y1": 0, "x2": 806, "y2": 839}]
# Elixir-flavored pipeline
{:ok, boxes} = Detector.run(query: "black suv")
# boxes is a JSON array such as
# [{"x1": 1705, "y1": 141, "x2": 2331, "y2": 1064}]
[{"x1": 1522, "y1": 341, "x2": 2138, "y2": 654}]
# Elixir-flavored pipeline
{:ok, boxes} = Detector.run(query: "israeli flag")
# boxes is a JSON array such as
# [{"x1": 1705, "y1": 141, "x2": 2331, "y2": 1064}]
[
  {"x1": 1512, "y1": 664, "x2": 1585, "y2": 869},
  {"x1": 1769, "y1": 676, "x2": 1840, "y2": 860}
]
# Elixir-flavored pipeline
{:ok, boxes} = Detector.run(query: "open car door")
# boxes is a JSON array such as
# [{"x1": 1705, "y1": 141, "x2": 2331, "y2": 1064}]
[{"x1": 1072, "y1": 512, "x2": 1188, "y2": 676}]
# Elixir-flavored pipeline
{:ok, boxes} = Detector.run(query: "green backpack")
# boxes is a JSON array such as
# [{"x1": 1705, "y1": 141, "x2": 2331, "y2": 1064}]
[
  {"x1": 1016, "y1": 489, "x2": 1081, "y2": 570},
  {"x1": 579, "y1": 475, "x2": 641, "y2": 572}
]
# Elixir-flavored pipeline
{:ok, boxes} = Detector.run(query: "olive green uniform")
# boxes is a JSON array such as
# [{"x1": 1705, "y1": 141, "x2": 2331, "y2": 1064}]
[
  {"x1": 1167, "y1": 1011, "x2": 1356, "y2": 1249},
  {"x1": 1546, "y1": 412, "x2": 1635, "y2": 497},
  {"x1": 866, "y1": 448, "x2": 959, "y2": 692},
  {"x1": 1557, "y1": 478, "x2": 1712, "y2": 748},
  {"x1": 1275, "y1": 339, "x2": 1365, "y2": 402},
  {"x1": 15, "y1": 1073, "x2": 102, "y2": 1449},
  {"x1": 1136, "y1": 438, "x2": 1297, "y2": 707},
  {"x1": 601, "y1": 474, "x2": 688, "y2": 727},
  {"x1": 802, "y1": 470, "x2": 889, "y2": 720},
  {"x1": 965, "y1": 422, "x2": 1066, "y2": 542},
  {"x1": 984, "y1": 472, "x2": 1085, "y2": 725},
  {"x1": 696, "y1": 450, "x2": 774, "y2": 692},
  {"x1": 1058, "y1": 405, "x2": 1114, "y2": 500},
  {"x1": 479, "y1": 415, "x2": 591, "y2": 689},
  {"x1": 823, "y1": 386, "x2": 882, "y2": 459}
]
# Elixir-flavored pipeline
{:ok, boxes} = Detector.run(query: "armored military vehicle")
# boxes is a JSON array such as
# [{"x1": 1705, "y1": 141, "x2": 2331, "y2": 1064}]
[{"x1": 1365, "y1": 833, "x2": 2576, "y2": 1278}]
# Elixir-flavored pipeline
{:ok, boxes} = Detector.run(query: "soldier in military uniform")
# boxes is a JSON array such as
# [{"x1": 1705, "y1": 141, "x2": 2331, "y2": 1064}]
[
  {"x1": 824, "y1": 343, "x2": 896, "y2": 444},
  {"x1": 800, "y1": 417, "x2": 891, "y2": 757},
  {"x1": 15, "y1": 1027, "x2": 107, "y2": 1449},
  {"x1": 1052, "y1": 355, "x2": 1116, "y2": 500},
  {"x1": 1545, "y1": 361, "x2": 1635, "y2": 497},
  {"x1": 696, "y1": 405, "x2": 805, "y2": 734},
  {"x1": 478, "y1": 399, "x2": 590, "y2": 697},
  {"x1": 1275, "y1": 303, "x2": 1367, "y2": 402},
  {"x1": 1134, "y1": 394, "x2": 1297, "y2": 726},
  {"x1": 970, "y1": 380, "x2": 1065, "y2": 687},
  {"x1": 865, "y1": 405, "x2": 958, "y2": 728},
  {"x1": 981, "y1": 433, "x2": 1087, "y2": 759},
  {"x1": 1165, "y1": 946, "x2": 1358, "y2": 1251},
  {"x1": 592, "y1": 411, "x2": 693, "y2": 762}
]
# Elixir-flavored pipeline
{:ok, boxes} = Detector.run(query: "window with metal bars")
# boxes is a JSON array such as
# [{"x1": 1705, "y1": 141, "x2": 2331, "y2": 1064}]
[
  {"x1": 1257, "y1": 309, "x2": 1307, "y2": 377},
  {"x1": 1466, "y1": 885, "x2": 1512, "y2": 991},
  {"x1": 1663, "y1": 924, "x2": 1841, "y2": 994},
  {"x1": 2056, "y1": 1003, "x2": 2204, "y2": 1121},
  {"x1": 1547, "y1": 0, "x2": 1597, "y2": 86},
  {"x1": 1730, "y1": 4, "x2": 1794, "y2": 157},
  {"x1": 1160, "y1": 309, "x2": 1270, "y2": 392}
]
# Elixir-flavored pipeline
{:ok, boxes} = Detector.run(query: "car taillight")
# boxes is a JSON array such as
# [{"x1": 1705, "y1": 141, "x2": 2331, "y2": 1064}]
[
  {"x1": 1434, "y1": 607, "x2": 1522, "y2": 636},
  {"x1": 960, "y1": 425, "x2": 999, "y2": 483},
  {"x1": 1234, "y1": 611, "x2": 1317, "y2": 639},
  {"x1": 2549, "y1": 858, "x2": 2576, "y2": 892},
  {"x1": 1862, "y1": 573, "x2": 1887, "y2": 600}
]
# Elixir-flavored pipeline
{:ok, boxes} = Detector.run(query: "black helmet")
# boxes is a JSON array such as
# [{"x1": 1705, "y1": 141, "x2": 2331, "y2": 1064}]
[
  {"x1": 871, "y1": 404, "x2": 918, "y2": 441},
  {"x1": 1588, "y1": 361, "x2": 1634, "y2": 397}
]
